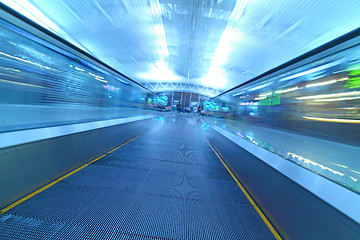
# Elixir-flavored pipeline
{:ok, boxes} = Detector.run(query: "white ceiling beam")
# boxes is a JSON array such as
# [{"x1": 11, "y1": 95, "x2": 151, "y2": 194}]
[{"x1": 146, "y1": 82, "x2": 217, "y2": 97}]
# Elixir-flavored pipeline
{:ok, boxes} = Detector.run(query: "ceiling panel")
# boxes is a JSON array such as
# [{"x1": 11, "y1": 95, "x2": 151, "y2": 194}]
[{"x1": 2, "y1": 0, "x2": 360, "y2": 96}]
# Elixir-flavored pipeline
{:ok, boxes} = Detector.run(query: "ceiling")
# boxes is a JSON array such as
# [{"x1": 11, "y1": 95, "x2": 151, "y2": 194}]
[{"x1": 2, "y1": 0, "x2": 360, "y2": 96}]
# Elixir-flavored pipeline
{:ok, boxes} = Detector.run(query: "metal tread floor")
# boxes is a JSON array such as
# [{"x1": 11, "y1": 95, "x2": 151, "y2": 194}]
[{"x1": 0, "y1": 116, "x2": 276, "y2": 239}]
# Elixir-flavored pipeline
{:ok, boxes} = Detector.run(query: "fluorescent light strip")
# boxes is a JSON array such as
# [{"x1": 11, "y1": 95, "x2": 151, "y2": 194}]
[
  {"x1": 95, "y1": 77, "x2": 107, "y2": 83},
  {"x1": 0, "y1": 51, "x2": 52, "y2": 70},
  {"x1": 210, "y1": 0, "x2": 248, "y2": 67},
  {"x1": 259, "y1": 92, "x2": 273, "y2": 97},
  {"x1": 233, "y1": 91, "x2": 245, "y2": 96},
  {"x1": 89, "y1": 72, "x2": 104, "y2": 79},
  {"x1": 0, "y1": 66, "x2": 20, "y2": 72},
  {"x1": 297, "y1": 91, "x2": 360, "y2": 100},
  {"x1": 275, "y1": 87, "x2": 299, "y2": 94},
  {"x1": 347, "y1": 66, "x2": 360, "y2": 71},
  {"x1": 306, "y1": 79, "x2": 337, "y2": 88},
  {"x1": 0, "y1": 78, "x2": 45, "y2": 88},
  {"x1": 314, "y1": 96, "x2": 360, "y2": 102},
  {"x1": 75, "y1": 67, "x2": 85, "y2": 71},
  {"x1": 248, "y1": 82, "x2": 273, "y2": 92},
  {"x1": 254, "y1": 97, "x2": 266, "y2": 100},
  {"x1": 303, "y1": 116, "x2": 360, "y2": 124},
  {"x1": 280, "y1": 60, "x2": 341, "y2": 82},
  {"x1": 149, "y1": 0, "x2": 169, "y2": 59}
]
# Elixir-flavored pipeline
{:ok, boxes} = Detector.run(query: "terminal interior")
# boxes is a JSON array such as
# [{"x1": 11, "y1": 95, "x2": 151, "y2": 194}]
[{"x1": 1, "y1": 1, "x2": 360, "y2": 239}]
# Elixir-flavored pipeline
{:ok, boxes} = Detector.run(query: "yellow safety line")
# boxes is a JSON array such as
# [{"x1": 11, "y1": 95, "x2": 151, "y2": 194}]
[
  {"x1": 205, "y1": 136, "x2": 282, "y2": 240},
  {"x1": 0, "y1": 133, "x2": 143, "y2": 215}
]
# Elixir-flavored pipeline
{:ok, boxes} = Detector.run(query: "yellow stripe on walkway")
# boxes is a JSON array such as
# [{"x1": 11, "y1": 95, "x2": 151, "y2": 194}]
[
  {"x1": 0, "y1": 133, "x2": 143, "y2": 215},
  {"x1": 205, "y1": 136, "x2": 282, "y2": 240}
]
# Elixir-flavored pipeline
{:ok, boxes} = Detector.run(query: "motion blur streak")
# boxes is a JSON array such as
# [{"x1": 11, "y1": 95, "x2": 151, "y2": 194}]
[
  {"x1": 0, "y1": 19, "x2": 153, "y2": 133},
  {"x1": 297, "y1": 91, "x2": 360, "y2": 100},
  {"x1": 0, "y1": 51, "x2": 52, "y2": 69},
  {"x1": 212, "y1": 27, "x2": 360, "y2": 193},
  {"x1": 303, "y1": 116, "x2": 360, "y2": 124}
]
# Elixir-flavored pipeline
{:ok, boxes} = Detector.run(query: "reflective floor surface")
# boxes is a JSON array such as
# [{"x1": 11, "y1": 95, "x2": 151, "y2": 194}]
[{"x1": 0, "y1": 114, "x2": 275, "y2": 240}]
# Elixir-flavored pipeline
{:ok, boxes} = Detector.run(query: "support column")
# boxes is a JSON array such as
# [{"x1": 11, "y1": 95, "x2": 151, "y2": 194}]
[
  {"x1": 180, "y1": 92, "x2": 183, "y2": 107},
  {"x1": 171, "y1": 91, "x2": 174, "y2": 106}
]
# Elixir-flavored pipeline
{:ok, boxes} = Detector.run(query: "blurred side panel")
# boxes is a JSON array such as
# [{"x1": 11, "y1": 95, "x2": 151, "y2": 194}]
[
  {"x1": 213, "y1": 28, "x2": 360, "y2": 194},
  {"x1": 0, "y1": 15, "x2": 153, "y2": 133},
  {"x1": 0, "y1": 6, "x2": 154, "y2": 211}
]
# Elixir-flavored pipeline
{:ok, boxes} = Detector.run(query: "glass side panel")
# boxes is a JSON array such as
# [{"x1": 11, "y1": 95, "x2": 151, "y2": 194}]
[
  {"x1": 213, "y1": 39, "x2": 360, "y2": 193},
  {"x1": 0, "y1": 19, "x2": 153, "y2": 132}
]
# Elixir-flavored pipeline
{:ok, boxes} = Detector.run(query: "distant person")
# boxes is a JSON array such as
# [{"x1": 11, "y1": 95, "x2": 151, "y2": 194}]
[{"x1": 193, "y1": 106, "x2": 197, "y2": 115}]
